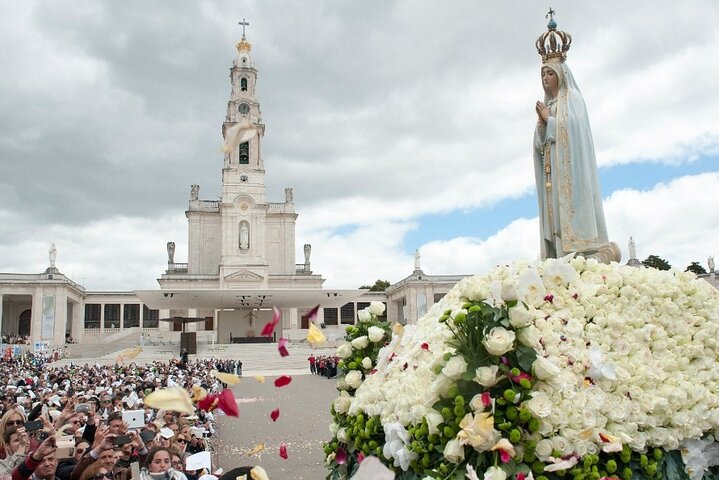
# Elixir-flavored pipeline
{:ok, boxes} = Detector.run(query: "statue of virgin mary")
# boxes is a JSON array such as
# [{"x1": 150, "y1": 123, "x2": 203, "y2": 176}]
[{"x1": 532, "y1": 11, "x2": 620, "y2": 263}]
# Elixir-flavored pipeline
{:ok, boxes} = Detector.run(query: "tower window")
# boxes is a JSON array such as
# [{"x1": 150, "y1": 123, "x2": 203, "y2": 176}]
[
  {"x1": 239, "y1": 142, "x2": 249, "y2": 164},
  {"x1": 240, "y1": 78, "x2": 248, "y2": 91}
]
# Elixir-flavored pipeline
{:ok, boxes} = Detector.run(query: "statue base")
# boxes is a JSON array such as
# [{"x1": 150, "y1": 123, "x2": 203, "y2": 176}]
[{"x1": 585, "y1": 241, "x2": 621, "y2": 264}]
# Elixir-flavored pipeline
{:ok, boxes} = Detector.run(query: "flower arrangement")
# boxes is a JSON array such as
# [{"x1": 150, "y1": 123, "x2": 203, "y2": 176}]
[{"x1": 325, "y1": 256, "x2": 719, "y2": 480}]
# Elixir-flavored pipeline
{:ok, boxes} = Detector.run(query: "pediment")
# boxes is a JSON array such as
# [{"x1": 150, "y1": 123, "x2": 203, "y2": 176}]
[{"x1": 224, "y1": 269, "x2": 264, "y2": 281}]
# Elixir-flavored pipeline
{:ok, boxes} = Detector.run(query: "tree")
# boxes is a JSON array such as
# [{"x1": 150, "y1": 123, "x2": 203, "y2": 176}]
[
  {"x1": 359, "y1": 279, "x2": 391, "y2": 292},
  {"x1": 642, "y1": 255, "x2": 671, "y2": 271},
  {"x1": 685, "y1": 261, "x2": 707, "y2": 275}
]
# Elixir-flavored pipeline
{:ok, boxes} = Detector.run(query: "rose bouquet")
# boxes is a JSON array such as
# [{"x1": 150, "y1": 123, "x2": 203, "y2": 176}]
[{"x1": 325, "y1": 256, "x2": 719, "y2": 480}]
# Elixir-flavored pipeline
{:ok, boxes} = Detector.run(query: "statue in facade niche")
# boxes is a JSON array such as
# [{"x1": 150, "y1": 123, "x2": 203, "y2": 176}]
[
  {"x1": 240, "y1": 223, "x2": 250, "y2": 250},
  {"x1": 285, "y1": 187, "x2": 293, "y2": 203},
  {"x1": 190, "y1": 184, "x2": 199, "y2": 201},
  {"x1": 532, "y1": 10, "x2": 620, "y2": 264},
  {"x1": 167, "y1": 242, "x2": 175, "y2": 264}
]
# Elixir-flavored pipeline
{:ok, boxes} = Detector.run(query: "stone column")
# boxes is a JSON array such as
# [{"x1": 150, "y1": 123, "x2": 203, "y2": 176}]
[
  {"x1": 72, "y1": 300, "x2": 83, "y2": 343},
  {"x1": 159, "y1": 309, "x2": 170, "y2": 331},
  {"x1": 31, "y1": 292, "x2": 43, "y2": 344},
  {"x1": 139, "y1": 304, "x2": 144, "y2": 329},
  {"x1": 119, "y1": 304, "x2": 125, "y2": 330},
  {"x1": 0, "y1": 294, "x2": 3, "y2": 342},
  {"x1": 188, "y1": 309, "x2": 197, "y2": 332},
  {"x1": 100, "y1": 303, "x2": 105, "y2": 335},
  {"x1": 53, "y1": 289, "x2": 67, "y2": 346}
]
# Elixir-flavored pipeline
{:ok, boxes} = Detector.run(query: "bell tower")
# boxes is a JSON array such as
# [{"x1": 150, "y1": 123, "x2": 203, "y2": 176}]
[{"x1": 221, "y1": 19, "x2": 266, "y2": 204}]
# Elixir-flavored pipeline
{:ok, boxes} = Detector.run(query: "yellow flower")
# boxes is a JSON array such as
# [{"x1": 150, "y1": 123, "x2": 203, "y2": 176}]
[
  {"x1": 457, "y1": 412, "x2": 497, "y2": 451},
  {"x1": 212, "y1": 370, "x2": 241, "y2": 385}
]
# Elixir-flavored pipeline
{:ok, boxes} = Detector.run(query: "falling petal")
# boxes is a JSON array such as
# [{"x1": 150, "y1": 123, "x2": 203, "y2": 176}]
[
  {"x1": 274, "y1": 376, "x2": 292, "y2": 387},
  {"x1": 306, "y1": 304, "x2": 320, "y2": 323},
  {"x1": 116, "y1": 346, "x2": 142, "y2": 362},
  {"x1": 261, "y1": 307, "x2": 281, "y2": 337},
  {"x1": 270, "y1": 408, "x2": 280, "y2": 422},
  {"x1": 392, "y1": 323, "x2": 404, "y2": 336},
  {"x1": 212, "y1": 370, "x2": 241, "y2": 385},
  {"x1": 356, "y1": 452, "x2": 365, "y2": 464},
  {"x1": 420, "y1": 342, "x2": 429, "y2": 350},
  {"x1": 215, "y1": 389, "x2": 239, "y2": 417},
  {"x1": 247, "y1": 443, "x2": 266, "y2": 456},
  {"x1": 249, "y1": 466, "x2": 269, "y2": 480},
  {"x1": 335, "y1": 447, "x2": 347, "y2": 465},
  {"x1": 144, "y1": 387, "x2": 195, "y2": 414},
  {"x1": 306, "y1": 323, "x2": 326, "y2": 347},
  {"x1": 254, "y1": 375, "x2": 266, "y2": 384},
  {"x1": 221, "y1": 118, "x2": 257, "y2": 154},
  {"x1": 191, "y1": 385, "x2": 208, "y2": 403},
  {"x1": 279, "y1": 444, "x2": 288, "y2": 460},
  {"x1": 197, "y1": 393, "x2": 220, "y2": 413},
  {"x1": 278, "y1": 338, "x2": 290, "y2": 357}
]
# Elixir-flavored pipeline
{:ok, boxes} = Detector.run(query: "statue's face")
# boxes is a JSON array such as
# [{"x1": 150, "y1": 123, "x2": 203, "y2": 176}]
[{"x1": 541, "y1": 67, "x2": 559, "y2": 97}]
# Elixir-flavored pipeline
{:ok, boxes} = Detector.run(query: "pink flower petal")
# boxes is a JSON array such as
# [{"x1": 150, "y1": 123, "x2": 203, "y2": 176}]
[
  {"x1": 270, "y1": 408, "x2": 280, "y2": 422},
  {"x1": 356, "y1": 452, "x2": 365, "y2": 464},
  {"x1": 421, "y1": 342, "x2": 429, "y2": 350},
  {"x1": 335, "y1": 447, "x2": 347, "y2": 465},
  {"x1": 481, "y1": 392, "x2": 492, "y2": 407},
  {"x1": 278, "y1": 338, "x2": 290, "y2": 357},
  {"x1": 500, "y1": 449, "x2": 511, "y2": 463},
  {"x1": 279, "y1": 443, "x2": 288, "y2": 460},
  {"x1": 261, "y1": 307, "x2": 281, "y2": 337},
  {"x1": 306, "y1": 304, "x2": 320, "y2": 323},
  {"x1": 216, "y1": 389, "x2": 239, "y2": 417},
  {"x1": 274, "y1": 375, "x2": 292, "y2": 387}
]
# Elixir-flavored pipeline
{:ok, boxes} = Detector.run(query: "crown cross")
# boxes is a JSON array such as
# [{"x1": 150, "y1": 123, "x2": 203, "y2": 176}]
[
  {"x1": 535, "y1": 9, "x2": 571, "y2": 63},
  {"x1": 239, "y1": 18, "x2": 250, "y2": 39}
]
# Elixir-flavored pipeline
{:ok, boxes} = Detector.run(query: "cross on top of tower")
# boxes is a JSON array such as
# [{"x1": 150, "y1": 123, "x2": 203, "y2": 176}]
[
  {"x1": 239, "y1": 18, "x2": 250, "y2": 39},
  {"x1": 546, "y1": 7, "x2": 556, "y2": 21}
]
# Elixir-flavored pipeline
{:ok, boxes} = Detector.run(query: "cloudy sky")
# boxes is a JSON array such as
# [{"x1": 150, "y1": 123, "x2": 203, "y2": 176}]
[{"x1": 1, "y1": 1, "x2": 717, "y2": 291}]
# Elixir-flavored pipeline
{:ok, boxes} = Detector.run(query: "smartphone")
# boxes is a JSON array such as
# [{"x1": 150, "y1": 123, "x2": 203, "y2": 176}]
[
  {"x1": 140, "y1": 430, "x2": 156, "y2": 443},
  {"x1": 114, "y1": 435, "x2": 131, "y2": 446},
  {"x1": 75, "y1": 403, "x2": 90, "y2": 413},
  {"x1": 25, "y1": 420, "x2": 43, "y2": 432},
  {"x1": 54, "y1": 437, "x2": 75, "y2": 459}
]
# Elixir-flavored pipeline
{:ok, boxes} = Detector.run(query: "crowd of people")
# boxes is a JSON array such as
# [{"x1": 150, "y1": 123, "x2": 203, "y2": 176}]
[
  {"x1": 0, "y1": 354, "x2": 241, "y2": 480},
  {"x1": 307, "y1": 354, "x2": 338, "y2": 379}
]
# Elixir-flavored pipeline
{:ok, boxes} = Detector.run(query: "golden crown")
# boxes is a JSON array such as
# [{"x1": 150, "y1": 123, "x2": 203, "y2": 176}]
[
  {"x1": 535, "y1": 8, "x2": 572, "y2": 63},
  {"x1": 236, "y1": 37, "x2": 252, "y2": 53}
]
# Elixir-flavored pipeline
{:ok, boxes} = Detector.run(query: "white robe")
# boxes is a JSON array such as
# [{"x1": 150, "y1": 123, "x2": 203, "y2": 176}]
[{"x1": 533, "y1": 61, "x2": 610, "y2": 260}]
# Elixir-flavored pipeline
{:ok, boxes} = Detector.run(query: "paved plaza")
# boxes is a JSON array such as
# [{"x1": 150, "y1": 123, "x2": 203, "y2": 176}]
[{"x1": 213, "y1": 374, "x2": 337, "y2": 479}]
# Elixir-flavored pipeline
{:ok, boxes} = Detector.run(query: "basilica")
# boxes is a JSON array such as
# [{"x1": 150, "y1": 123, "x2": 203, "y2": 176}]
[{"x1": 0, "y1": 32, "x2": 463, "y2": 351}]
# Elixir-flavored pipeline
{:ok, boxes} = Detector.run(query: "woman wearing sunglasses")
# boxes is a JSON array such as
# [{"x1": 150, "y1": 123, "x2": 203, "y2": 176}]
[{"x1": 0, "y1": 408, "x2": 27, "y2": 461}]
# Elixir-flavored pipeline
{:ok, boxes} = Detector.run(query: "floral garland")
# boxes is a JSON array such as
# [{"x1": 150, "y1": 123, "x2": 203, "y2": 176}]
[{"x1": 325, "y1": 256, "x2": 719, "y2": 480}]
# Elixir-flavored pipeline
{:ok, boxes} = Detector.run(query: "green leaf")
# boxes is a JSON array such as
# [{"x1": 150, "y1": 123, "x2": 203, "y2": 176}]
[
  {"x1": 661, "y1": 450, "x2": 690, "y2": 480},
  {"x1": 515, "y1": 345, "x2": 537, "y2": 372}
]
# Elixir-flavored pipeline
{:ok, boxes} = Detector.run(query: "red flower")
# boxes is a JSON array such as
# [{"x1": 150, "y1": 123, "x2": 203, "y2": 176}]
[
  {"x1": 544, "y1": 294, "x2": 554, "y2": 303},
  {"x1": 270, "y1": 408, "x2": 280, "y2": 422},
  {"x1": 420, "y1": 343, "x2": 429, "y2": 350},
  {"x1": 278, "y1": 337, "x2": 289, "y2": 357},
  {"x1": 356, "y1": 452, "x2": 365, "y2": 464},
  {"x1": 279, "y1": 444, "x2": 288, "y2": 460},
  {"x1": 481, "y1": 392, "x2": 492, "y2": 407},
  {"x1": 261, "y1": 307, "x2": 281, "y2": 337},
  {"x1": 274, "y1": 375, "x2": 292, "y2": 387}
]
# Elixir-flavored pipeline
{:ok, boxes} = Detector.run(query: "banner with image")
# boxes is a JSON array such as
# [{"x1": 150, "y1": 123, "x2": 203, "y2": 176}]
[{"x1": 41, "y1": 295, "x2": 55, "y2": 340}]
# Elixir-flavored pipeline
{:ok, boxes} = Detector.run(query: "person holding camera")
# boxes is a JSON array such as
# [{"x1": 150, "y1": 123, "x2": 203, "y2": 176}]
[
  {"x1": 10, "y1": 435, "x2": 58, "y2": 480},
  {"x1": 0, "y1": 425, "x2": 30, "y2": 474}
]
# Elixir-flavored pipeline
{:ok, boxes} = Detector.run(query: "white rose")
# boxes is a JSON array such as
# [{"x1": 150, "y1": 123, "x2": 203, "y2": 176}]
[
  {"x1": 362, "y1": 357, "x2": 372, "y2": 370},
  {"x1": 351, "y1": 336, "x2": 369, "y2": 349},
  {"x1": 551, "y1": 436, "x2": 573, "y2": 456},
  {"x1": 517, "y1": 325, "x2": 542, "y2": 350},
  {"x1": 333, "y1": 393, "x2": 352, "y2": 414},
  {"x1": 329, "y1": 422, "x2": 339, "y2": 435},
  {"x1": 357, "y1": 309, "x2": 372, "y2": 322},
  {"x1": 533, "y1": 357, "x2": 560, "y2": 380},
  {"x1": 336, "y1": 343, "x2": 353, "y2": 359},
  {"x1": 345, "y1": 370, "x2": 363, "y2": 389},
  {"x1": 425, "y1": 410, "x2": 444, "y2": 435},
  {"x1": 368, "y1": 301, "x2": 386, "y2": 316},
  {"x1": 337, "y1": 427, "x2": 349, "y2": 443},
  {"x1": 336, "y1": 376, "x2": 349, "y2": 390},
  {"x1": 483, "y1": 327, "x2": 516, "y2": 356},
  {"x1": 442, "y1": 356, "x2": 468, "y2": 380},
  {"x1": 535, "y1": 439, "x2": 553, "y2": 459},
  {"x1": 524, "y1": 392, "x2": 552, "y2": 419},
  {"x1": 368, "y1": 326, "x2": 385, "y2": 343},
  {"x1": 483, "y1": 466, "x2": 507, "y2": 480},
  {"x1": 508, "y1": 305, "x2": 533, "y2": 328},
  {"x1": 475, "y1": 365, "x2": 500, "y2": 387},
  {"x1": 443, "y1": 439, "x2": 465, "y2": 464}
]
